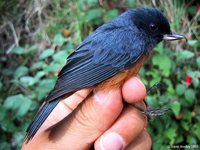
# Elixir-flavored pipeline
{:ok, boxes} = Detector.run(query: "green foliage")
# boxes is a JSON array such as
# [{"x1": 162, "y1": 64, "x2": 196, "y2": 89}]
[
  {"x1": 144, "y1": 36, "x2": 200, "y2": 147},
  {"x1": 142, "y1": 35, "x2": 200, "y2": 150},
  {"x1": 0, "y1": 0, "x2": 199, "y2": 149},
  {"x1": 4, "y1": 94, "x2": 32, "y2": 117},
  {"x1": 152, "y1": 52, "x2": 172, "y2": 76},
  {"x1": 170, "y1": 101, "x2": 181, "y2": 117},
  {"x1": 0, "y1": 33, "x2": 70, "y2": 149}
]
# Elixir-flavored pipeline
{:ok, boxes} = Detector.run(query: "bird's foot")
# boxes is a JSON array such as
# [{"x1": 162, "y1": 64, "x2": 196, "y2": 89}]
[
  {"x1": 134, "y1": 81, "x2": 169, "y2": 117},
  {"x1": 132, "y1": 105, "x2": 169, "y2": 117},
  {"x1": 142, "y1": 108, "x2": 169, "y2": 117},
  {"x1": 131, "y1": 81, "x2": 169, "y2": 117},
  {"x1": 147, "y1": 81, "x2": 162, "y2": 94}
]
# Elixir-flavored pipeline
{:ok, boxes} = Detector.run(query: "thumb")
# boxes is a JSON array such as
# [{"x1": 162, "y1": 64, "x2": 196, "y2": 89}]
[{"x1": 48, "y1": 89, "x2": 123, "y2": 149}]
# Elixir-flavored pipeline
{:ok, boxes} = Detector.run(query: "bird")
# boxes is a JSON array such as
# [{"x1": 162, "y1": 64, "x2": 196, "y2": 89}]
[{"x1": 25, "y1": 7, "x2": 186, "y2": 142}]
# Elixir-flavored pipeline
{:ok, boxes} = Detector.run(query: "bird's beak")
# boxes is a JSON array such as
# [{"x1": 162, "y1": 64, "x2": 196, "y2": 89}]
[{"x1": 163, "y1": 32, "x2": 187, "y2": 42}]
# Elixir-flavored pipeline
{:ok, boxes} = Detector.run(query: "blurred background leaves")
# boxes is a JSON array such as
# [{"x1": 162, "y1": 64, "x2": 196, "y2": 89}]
[{"x1": 0, "y1": 0, "x2": 199, "y2": 149}]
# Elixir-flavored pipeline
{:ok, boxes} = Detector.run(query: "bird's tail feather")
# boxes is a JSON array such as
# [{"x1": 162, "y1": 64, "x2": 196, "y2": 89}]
[{"x1": 24, "y1": 99, "x2": 60, "y2": 142}]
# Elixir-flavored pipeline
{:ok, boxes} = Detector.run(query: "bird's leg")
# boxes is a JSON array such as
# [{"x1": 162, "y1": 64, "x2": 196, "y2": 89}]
[
  {"x1": 132, "y1": 82, "x2": 169, "y2": 117},
  {"x1": 147, "y1": 81, "x2": 162, "y2": 94},
  {"x1": 142, "y1": 108, "x2": 169, "y2": 116},
  {"x1": 132, "y1": 104, "x2": 169, "y2": 117}
]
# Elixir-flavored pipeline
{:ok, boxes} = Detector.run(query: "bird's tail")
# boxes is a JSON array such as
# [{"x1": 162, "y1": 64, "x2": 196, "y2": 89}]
[{"x1": 24, "y1": 99, "x2": 60, "y2": 142}]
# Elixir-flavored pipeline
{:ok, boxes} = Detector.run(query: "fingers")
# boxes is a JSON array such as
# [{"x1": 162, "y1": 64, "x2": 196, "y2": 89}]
[
  {"x1": 62, "y1": 88, "x2": 92, "y2": 110},
  {"x1": 21, "y1": 89, "x2": 91, "y2": 150},
  {"x1": 94, "y1": 103, "x2": 148, "y2": 150},
  {"x1": 40, "y1": 88, "x2": 92, "y2": 130},
  {"x1": 22, "y1": 76, "x2": 149, "y2": 150},
  {"x1": 50, "y1": 76, "x2": 148, "y2": 150},
  {"x1": 40, "y1": 76, "x2": 146, "y2": 132},
  {"x1": 45, "y1": 89, "x2": 124, "y2": 149},
  {"x1": 126, "y1": 131, "x2": 152, "y2": 150},
  {"x1": 122, "y1": 76, "x2": 146, "y2": 103}
]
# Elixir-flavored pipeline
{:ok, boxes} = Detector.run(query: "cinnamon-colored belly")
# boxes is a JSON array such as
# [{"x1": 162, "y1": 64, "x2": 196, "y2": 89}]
[{"x1": 95, "y1": 53, "x2": 149, "y2": 90}]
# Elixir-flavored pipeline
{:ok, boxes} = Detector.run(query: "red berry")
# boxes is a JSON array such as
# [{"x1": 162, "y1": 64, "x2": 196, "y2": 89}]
[{"x1": 185, "y1": 75, "x2": 191, "y2": 86}]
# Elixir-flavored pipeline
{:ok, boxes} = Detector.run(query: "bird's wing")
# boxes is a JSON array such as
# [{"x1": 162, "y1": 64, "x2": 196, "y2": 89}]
[{"x1": 46, "y1": 28, "x2": 146, "y2": 102}]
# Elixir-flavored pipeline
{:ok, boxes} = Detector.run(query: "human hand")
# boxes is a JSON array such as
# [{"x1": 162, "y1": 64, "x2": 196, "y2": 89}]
[{"x1": 22, "y1": 76, "x2": 152, "y2": 150}]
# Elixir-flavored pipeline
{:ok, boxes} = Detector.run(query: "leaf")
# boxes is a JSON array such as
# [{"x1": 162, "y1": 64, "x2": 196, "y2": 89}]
[
  {"x1": 13, "y1": 132, "x2": 24, "y2": 149},
  {"x1": 154, "y1": 42, "x2": 164, "y2": 53},
  {"x1": 39, "y1": 49, "x2": 54, "y2": 60},
  {"x1": 177, "y1": 50, "x2": 194, "y2": 61},
  {"x1": 188, "y1": 40, "x2": 200, "y2": 48},
  {"x1": 170, "y1": 101, "x2": 181, "y2": 116},
  {"x1": 126, "y1": 0, "x2": 136, "y2": 7},
  {"x1": 146, "y1": 95, "x2": 159, "y2": 107},
  {"x1": 53, "y1": 34, "x2": 67, "y2": 46},
  {"x1": 181, "y1": 121, "x2": 189, "y2": 131},
  {"x1": 20, "y1": 76, "x2": 36, "y2": 86},
  {"x1": 187, "y1": 70, "x2": 200, "y2": 88},
  {"x1": 196, "y1": 57, "x2": 200, "y2": 67},
  {"x1": 36, "y1": 79, "x2": 56, "y2": 100},
  {"x1": 0, "y1": 105, "x2": 7, "y2": 120},
  {"x1": 183, "y1": 109, "x2": 192, "y2": 121},
  {"x1": 152, "y1": 53, "x2": 171, "y2": 76},
  {"x1": 1, "y1": 69, "x2": 14, "y2": 76},
  {"x1": 192, "y1": 78, "x2": 199, "y2": 88},
  {"x1": 187, "y1": 136, "x2": 197, "y2": 145},
  {"x1": 193, "y1": 123, "x2": 200, "y2": 140},
  {"x1": 153, "y1": 143, "x2": 167, "y2": 150},
  {"x1": 0, "y1": 80, "x2": 2, "y2": 90},
  {"x1": 164, "y1": 79, "x2": 175, "y2": 94},
  {"x1": 165, "y1": 128, "x2": 176, "y2": 144},
  {"x1": 11, "y1": 47, "x2": 26, "y2": 54},
  {"x1": 34, "y1": 71, "x2": 46, "y2": 80},
  {"x1": 188, "y1": 6, "x2": 198, "y2": 15},
  {"x1": 53, "y1": 50, "x2": 68, "y2": 63},
  {"x1": 0, "y1": 117, "x2": 17, "y2": 132},
  {"x1": 184, "y1": 89, "x2": 195, "y2": 105},
  {"x1": 46, "y1": 62, "x2": 62, "y2": 72},
  {"x1": 86, "y1": 0, "x2": 97, "y2": 6},
  {"x1": 86, "y1": 8, "x2": 102, "y2": 22},
  {"x1": 3, "y1": 94, "x2": 32, "y2": 117},
  {"x1": 105, "y1": 9, "x2": 119, "y2": 21},
  {"x1": 31, "y1": 62, "x2": 47, "y2": 70},
  {"x1": 159, "y1": 95, "x2": 170, "y2": 104},
  {"x1": 175, "y1": 84, "x2": 186, "y2": 96},
  {"x1": 14, "y1": 66, "x2": 28, "y2": 78}
]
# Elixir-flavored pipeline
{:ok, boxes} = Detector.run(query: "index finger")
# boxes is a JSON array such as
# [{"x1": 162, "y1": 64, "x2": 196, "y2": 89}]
[{"x1": 42, "y1": 88, "x2": 92, "y2": 129}]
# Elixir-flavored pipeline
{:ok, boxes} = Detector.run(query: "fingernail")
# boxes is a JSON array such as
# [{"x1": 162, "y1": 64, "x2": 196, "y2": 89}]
[
  {"x1": 134, "y1": 77, "x2": 146, "y2": 93},
  {"x1": 100, "y1": 132, "x2": 125, "y2": 150}
]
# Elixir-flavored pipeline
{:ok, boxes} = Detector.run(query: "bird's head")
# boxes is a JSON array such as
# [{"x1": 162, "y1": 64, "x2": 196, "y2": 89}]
[{"x1": 128, "y1": 7, "x2": 187, "y2": 45}]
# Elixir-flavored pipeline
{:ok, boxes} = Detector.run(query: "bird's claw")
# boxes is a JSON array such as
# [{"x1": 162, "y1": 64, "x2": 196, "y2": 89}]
[
  {"x1": 142, "y1": 108, "x2": 169, "y2": 116},
  {"x1": 131, "y1": 81, "x2": 168, "y2": 117}
]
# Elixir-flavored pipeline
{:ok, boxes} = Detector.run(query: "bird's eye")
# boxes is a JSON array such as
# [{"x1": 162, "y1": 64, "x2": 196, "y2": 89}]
[{"x1": 149, "y1": 23, "x2": 158, "y2": 31}]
